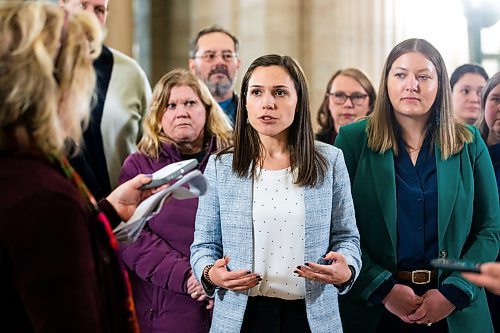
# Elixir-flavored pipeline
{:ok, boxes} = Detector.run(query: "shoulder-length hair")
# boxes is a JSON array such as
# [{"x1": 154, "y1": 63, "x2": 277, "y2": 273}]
[
  {"x1": 367, "y1": 38, "x2": 472, "y2": 159},
  {"x1": 317, "y1": 68, "x2": 376, "y2": 137},
  {"x1": 229, "y1": 54, "x2": 327, "y2": 187},
  {"x1": 0, "y1": 2, "x2": 102, "y2": 155},
  {"x1": 476, "y1": 71, "x2": 500, "y2": 141},
  {"x1": 138, "y1": 69, "x2": 233, "y2": 159}
]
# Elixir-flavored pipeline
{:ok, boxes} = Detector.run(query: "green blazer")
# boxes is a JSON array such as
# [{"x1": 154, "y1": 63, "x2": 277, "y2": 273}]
[{"x1": 335, "y1": 119, "x2": 500, "y2": 333}]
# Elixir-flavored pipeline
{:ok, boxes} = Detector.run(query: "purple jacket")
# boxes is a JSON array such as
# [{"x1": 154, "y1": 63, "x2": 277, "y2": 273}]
[{"x1": 119, "y1": 139, "x2": 216, "y2": 333}]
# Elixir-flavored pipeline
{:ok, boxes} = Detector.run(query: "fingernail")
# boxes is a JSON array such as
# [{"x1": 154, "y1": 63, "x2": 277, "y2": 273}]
[
  {"x1": 293, "y1": 270, "x2": 298, "y2": 274},
  {"x1": 247, "y1": 270, "x2": 252, "y2": 274},
  {"x1": 304, "y1": 263, "x2": 310, "y2": 267},
  {"x1": 144, "y1": 173, "x2": 153, "y2": 178},
  {"x1": 296, "y1": 265, "x2": 301, "y2": 270}
]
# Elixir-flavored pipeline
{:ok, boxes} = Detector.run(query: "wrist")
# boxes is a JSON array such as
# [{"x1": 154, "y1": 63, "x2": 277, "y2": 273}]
[
  {"x1": 335, "y1": 265, "x2": 355, "y2": 289},
  {"x1": 203, "y1": 264, "x2": 216, "y2": 288}
]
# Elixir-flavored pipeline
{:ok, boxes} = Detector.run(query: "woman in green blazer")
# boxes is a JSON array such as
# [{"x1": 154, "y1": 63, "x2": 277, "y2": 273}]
[{"x1": 335, "y1": 38, "x2": 499, "y2": 333}]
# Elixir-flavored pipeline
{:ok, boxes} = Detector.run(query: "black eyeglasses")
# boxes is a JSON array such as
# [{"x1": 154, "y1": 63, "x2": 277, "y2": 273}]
[
  {"x1": 327, "y1": 92, "x2": 368, "y2": 106},
  {"x1": 194, "y1": 51, "x2": 237, "y2": 63}
]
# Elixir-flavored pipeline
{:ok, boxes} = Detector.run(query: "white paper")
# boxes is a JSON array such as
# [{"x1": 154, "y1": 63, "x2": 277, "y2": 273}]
[{"x1": 113, "y1": 170, "x2": 208, "y2": 243}]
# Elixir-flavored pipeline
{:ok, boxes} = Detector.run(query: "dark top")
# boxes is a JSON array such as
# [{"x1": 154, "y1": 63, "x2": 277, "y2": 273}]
[
  {"x1": 489, "y1": 143, "x2": 500, "y2": 203},
  {"x1": 369, "y1": 136, "x2": 469, "y2": 309},
  {"x1": 218, "y1": 93, "x2": 238, "y2": 126},
  {"x1": 316, "y1": 127, "x2": 337, "y2": 145},
  {"x1": 0, "y1": 151, "x2": 135, "y2": 333},
  {"x1": 395, "y1": 135, "x2": 438, "y2": 269},
  {"x1": 69, "y1": 45, "x2": 114, "y2": 200},
  {"x1": 487, "y1": 143, "x2": 500, "y2": 332}
]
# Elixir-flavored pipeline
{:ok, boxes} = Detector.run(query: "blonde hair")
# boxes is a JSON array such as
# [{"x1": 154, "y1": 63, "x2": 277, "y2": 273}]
[
  {"x1": 367, "y1": 38, "x2": 472, "y2": 159},
  {"x1": 138, "y1": 69, "x2": 233, "y2": 158},
  {"x1": 0, "y1": 1, "x2": 102, "y2": 155}
]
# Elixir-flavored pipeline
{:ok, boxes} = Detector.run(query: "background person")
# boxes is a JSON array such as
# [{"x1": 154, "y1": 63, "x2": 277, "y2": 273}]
[
  {"x1": 450, "y1": 63, "x2": 488, "y2": 125},
  {"x1": 190, "y1": 54, "x2": 361, "y2": 333},
  {"x1": 60, "y1": 0, "x2": 152, "y2": 199},
  {"x1": 119, "y1": 69, "x2": 232, "y2": 333},
  {"x1": 189, "y1": 25, "x2": 240, "y2": 125},
  {"x1": 335, "y1": 38, "x2": 499, "y2": 333},
  {"x1": 316, "y1": 68, "x2": 376, "y2": 144},
  {"x1": 474, "y1": 70, "x2": 500, "y2": 332},
  {"x1": 0, "y1": 3, "x2": 160, "y2": 332}
]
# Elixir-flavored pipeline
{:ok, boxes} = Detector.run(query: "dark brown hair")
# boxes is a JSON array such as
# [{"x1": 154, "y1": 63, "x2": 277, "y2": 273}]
[
  {"x1": 223, "y1": 54, "x2": 327, "y2": 187},
  {"x1": 316, "y1": 68, "x2": 376, "y2": 141}
]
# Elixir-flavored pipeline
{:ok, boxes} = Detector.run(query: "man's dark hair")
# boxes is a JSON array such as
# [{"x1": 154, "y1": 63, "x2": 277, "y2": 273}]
[{"x1": 189, "y1": 25, "x2": 239, "y2": 58}]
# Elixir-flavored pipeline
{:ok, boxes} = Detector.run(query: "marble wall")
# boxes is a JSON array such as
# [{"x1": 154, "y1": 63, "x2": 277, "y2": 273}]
[{"x1": 106, "y1": 0, "x2": 480, "y2": 129}]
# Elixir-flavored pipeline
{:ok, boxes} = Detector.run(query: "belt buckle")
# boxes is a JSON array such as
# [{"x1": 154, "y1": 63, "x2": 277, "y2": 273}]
[{"x1": 411, "y1": 270, "x2": 431, "y2": 284}]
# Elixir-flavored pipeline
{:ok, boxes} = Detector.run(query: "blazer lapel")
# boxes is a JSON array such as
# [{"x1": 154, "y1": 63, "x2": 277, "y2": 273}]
[
  {"x1": 368, "y1": 149, "x2": 397, "y2": 253},
  {"x1": 435, "y1": 146, "x2": 459, "y2": 242}
]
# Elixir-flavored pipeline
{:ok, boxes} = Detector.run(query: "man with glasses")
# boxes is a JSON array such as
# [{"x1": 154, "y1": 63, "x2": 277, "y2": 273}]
[
  {"x1": 189, "y1": 26, "x2": 241, "y2": 125},
  {"x1": 60, "y1": 0, "x2": 152, "y2": 199}
]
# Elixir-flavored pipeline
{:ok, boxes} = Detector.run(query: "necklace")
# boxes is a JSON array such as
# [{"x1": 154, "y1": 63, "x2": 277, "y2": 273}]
[
  {"x1": 404, "y1": 131, "x2": 425, "y2": 154},
  {"x1": 405, "y1": 143, "x2": 422, "y2": 153}
]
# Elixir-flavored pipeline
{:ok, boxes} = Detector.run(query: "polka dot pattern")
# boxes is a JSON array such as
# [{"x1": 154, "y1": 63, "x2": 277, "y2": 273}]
[{"x1": 249, "y1": 167, "x2": 306, "y2": 300}]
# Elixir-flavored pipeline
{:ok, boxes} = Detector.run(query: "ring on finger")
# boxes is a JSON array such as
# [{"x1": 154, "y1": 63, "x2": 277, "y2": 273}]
[
  {"x1": 427, "y1": 322, "x2": 432, "y2": 327},
  {"x1": 192, "y1": 291, "x2": 198, "y2": 297}
]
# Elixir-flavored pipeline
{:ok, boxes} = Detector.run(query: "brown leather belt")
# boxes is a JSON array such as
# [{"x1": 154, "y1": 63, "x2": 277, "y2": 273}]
[{"x1": 395, "y1": 269, "x2": 437, "y2": 285}]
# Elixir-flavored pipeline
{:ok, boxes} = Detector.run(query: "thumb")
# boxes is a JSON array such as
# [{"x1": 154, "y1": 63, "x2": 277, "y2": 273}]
[
  {"x1": 215, "y1": 256, "x2": 229, "y2": 269},
  {"x1": 407, "y1": 303, "x2": 426, "y2": 321},
  {"x1": 325, "y1": 251, "x2": 346, "y2": 264},
  {"x1": 136, "y1": 173, "x2": 153, "y2": 185}
]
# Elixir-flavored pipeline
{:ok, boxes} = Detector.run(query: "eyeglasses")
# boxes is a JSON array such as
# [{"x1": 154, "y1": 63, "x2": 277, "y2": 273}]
[
  {"x1": 194, "y1": 51, "x2": 237, "y2": 63},
  {"x1": 328, "y1": 92, "x2": 368, "y2": 106}
]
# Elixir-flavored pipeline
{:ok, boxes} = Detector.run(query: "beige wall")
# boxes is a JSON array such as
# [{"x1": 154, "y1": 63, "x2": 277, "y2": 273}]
[
  {"x1": 105, "y1": 0, "x2": 134, "y2": 56},
  {"x1": 105, "y1": 0, "x2": 475, "y2": 130}
]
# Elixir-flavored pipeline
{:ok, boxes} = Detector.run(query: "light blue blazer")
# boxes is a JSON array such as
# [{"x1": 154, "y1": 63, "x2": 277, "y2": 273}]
[{"x1": 190, "y1": 142, "x2": 362, "y2": 333}]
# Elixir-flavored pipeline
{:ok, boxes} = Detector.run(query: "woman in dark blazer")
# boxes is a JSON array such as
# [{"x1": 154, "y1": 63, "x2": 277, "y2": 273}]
[
  {"x1": 474, "y1": 71, "x2": 500, "y2": 332},
  {"x1": 335, "y1": 38, "x2": 499, "y2": 333}
]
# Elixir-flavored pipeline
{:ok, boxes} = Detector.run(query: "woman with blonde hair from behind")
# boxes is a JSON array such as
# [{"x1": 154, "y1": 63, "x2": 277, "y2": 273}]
[
  {"x1": 119, "y1": 69, "x2": 233, "y2": 333},
  {"x1": 0, "y1": 2, "x2": 163, "y2": 332}
]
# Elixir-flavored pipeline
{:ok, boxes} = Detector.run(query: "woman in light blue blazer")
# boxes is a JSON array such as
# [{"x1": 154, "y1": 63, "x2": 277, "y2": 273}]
[{"x1": 190, "y1": 54, "x2": 362, "y2": 333}]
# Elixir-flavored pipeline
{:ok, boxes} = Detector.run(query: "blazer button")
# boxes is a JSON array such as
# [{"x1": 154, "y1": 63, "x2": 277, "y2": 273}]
[{"x1": 439, "y1": 250, "x2": 447, "y2": 258}]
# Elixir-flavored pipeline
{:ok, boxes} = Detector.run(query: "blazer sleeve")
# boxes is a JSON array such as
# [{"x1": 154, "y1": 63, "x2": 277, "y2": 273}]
[
  {"x1": 190, "y1": 155, "x2": 224, "y2": 296},
  {"x1": 441, "y1": 129, "x2": 500, "y2": 301},
  {"x1": 335, "y1": 125, "x2": 394, "y2": 301},
  {"x1": 118, "y1": 155, "x2": 191, "y2": 294},
  {"x1": 328, "y1": 148, "x2": 362, "y2": 294}
]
